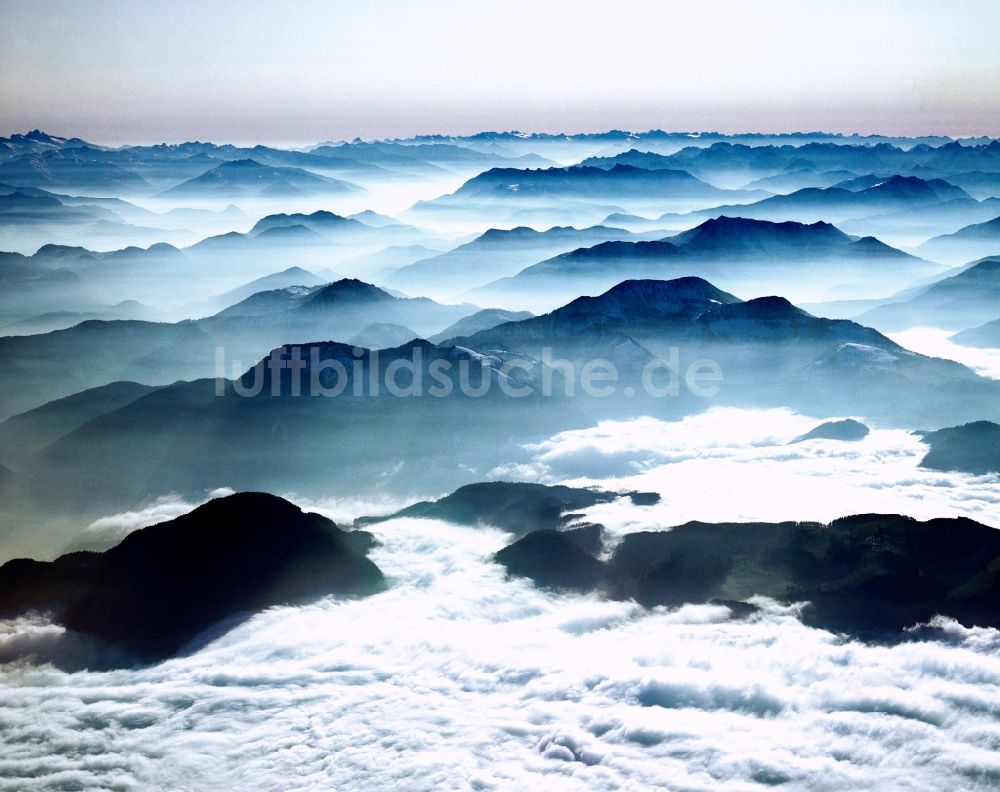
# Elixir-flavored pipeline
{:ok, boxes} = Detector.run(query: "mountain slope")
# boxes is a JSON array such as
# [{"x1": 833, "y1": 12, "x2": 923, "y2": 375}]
[
  {"x1": 495, "y1": 512, "x2": 1000, "y2": 634},
  {"x1": 917, "y1": 215, "x2": 1000, "y2": 264},
  {"x1": 856, "y1": 258, "x2": 1000, "y2": 330},
  {"x1": 386, "y1": 225, "x2": 654, "y2": 294},
  {"x1": 159, "y1": 159, "x2": 363, "y2": 198},
  {"x1": 469, "y1": 216, "x2": 940, "y2": 309},
  {"x1": 918, "y1": 421, "x2": 1000, "y2": 474},
  {"x1": 951, "y1": 316, "x2": 1000, "y2": 348},
  {"x1": 0, "y1": 492, "x2": 384, "y2": 661}
]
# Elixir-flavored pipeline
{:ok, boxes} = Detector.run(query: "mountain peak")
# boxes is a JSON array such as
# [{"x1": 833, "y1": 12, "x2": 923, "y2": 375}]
[
  {"x1": 671, "y1": 216, "x2": 849, "y2": 250},
  {"x1": 302, "y1": 278, "x2": 394, "y2": 308},
  {"x1": 561, "y1": 277, "x2": 743, "y2": 321},
  {"x1": 703, "y1": 295, "x2": 811, "y2": 323}
]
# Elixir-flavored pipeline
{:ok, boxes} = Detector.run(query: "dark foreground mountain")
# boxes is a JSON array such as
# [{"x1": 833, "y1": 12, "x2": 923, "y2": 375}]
[
  {"x1": 917, "y1": 421, "x2": 1000, "y2": 474},
  {"x1": 495, "y1": 513, "x2": 1000, "y2": 636},
  {"x1": 0, "y1": 492, "x2": 384, "y2": 663}
]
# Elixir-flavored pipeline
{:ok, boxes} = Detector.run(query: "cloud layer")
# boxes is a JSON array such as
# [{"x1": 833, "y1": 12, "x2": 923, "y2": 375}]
[
  {"x1": 4, "y1": 406, "x2": 999, "y2": 789},
  {"x1": 2, "y1": 515, "x2": 1000, "y2": 790},
  {"x1": 491, "y1": 407, "x2": 1000, "y2": 532}
]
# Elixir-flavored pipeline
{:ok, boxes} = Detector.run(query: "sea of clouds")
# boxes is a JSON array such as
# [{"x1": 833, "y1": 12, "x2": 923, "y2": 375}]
[
  {"x1": 2, "y1": 406, "x2": 999, "y2": 790},
  {"x1": 2, "y1": 517, "x2": 1000, "y2": 790},
  {"x1": 492, "y1": 406, "x2": 1000, "y2": 530}
]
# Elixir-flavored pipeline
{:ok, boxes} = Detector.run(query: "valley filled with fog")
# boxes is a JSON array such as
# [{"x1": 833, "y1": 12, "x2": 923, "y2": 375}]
[{"x1": 1, "y1": 127, "x2": 1000, "y2": 790}]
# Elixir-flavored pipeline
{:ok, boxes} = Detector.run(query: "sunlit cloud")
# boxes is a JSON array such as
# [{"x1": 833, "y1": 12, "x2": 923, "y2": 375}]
[
  {"x1": 1, "y1": 517, "x2": 998, "y2": 790},
  {"x1": 490, "y1": 407, "x2": 1000, "y2": 530}
]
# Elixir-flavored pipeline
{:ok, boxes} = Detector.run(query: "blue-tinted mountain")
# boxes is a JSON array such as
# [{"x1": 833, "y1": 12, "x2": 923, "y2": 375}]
[
  {"x1": 348, "y1": 322, "x2": 420, "y2": 349},
  {"x1": 158, "y1": 158, "x2": 363, "y2": 198},
  {"x1": 0, "y1": 147, "x2": 151, "y2": 193},
  {"x1": 0, "y1": 277, "x2": 476, "y2": 417},
  {"x1": 386, "y1": 224, "x2": 656, "y2": 293},
  {"x1": 204, "y1": 266, "x2": 326, "y2": 312},
  {"x1": 423, "y1": 163, "x2": 742, "y2": 204},
  {"x1": 856, "y1": 257, "x2": 1000, "y2": 330},
  {"x1": 0, "y1": 381, "x2": 160, "y2": 467},
  {"x1": 671, "y1": 176, "x2": 974, "y2": 227},
  {"x1": 428, "y1": 308, "x2": 534, "y2": 343},
  {"x1": 469, "y1": 216, "x2": 939, "y2": 309},
  {"x1": 917, "y1": 215, "x2": 1000, "y2": 264},
  {"x1": 457, "y1": 277, "x2": 998, "y2": 425},
  {"x1": 494, "y1": 510, "x2": 1000, "y2": 635},
  {"x1": 792, "y1": 419, "x2": 870, "y2": 443},
  {"x1": 0, "y1": 130, "x2": 93, "y2": 156},
  {"x1": 460, "y1": 278, "x2": 741, "y2": 348},
  {"x1": 951, "y1": 316, "x2": 1000, "y2": 348}
]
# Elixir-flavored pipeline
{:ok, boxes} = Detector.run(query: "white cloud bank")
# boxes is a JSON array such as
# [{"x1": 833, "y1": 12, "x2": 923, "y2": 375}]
[
  {"x1": 1, "y1": 516, "x2": 999, "y2": 791},
  {"x1": 887, "y1": 328, "x2": 1000, "y2": 381},
  {"x1": 492, "y1": 407, "x2": 1000, "y2": 532},
  {"x1": 4, "y1": 406, "x2": 999, "y2": 790}
]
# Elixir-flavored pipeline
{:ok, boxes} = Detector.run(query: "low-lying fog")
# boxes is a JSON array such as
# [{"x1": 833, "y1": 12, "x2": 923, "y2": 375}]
[{"x1": 886, "y1": 328, "x2": 1000, "y2": 381}]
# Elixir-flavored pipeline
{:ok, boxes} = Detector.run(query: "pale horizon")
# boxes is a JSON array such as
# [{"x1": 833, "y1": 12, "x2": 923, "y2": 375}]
[{"x1": 3, "y1": 0, "x2": 999, "y2": 145}]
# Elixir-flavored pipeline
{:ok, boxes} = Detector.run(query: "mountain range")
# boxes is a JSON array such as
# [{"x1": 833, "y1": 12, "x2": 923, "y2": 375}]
[
  {"x1": 494, "y1": 511, "x2": 1000, "y2": 635},
  {"x1": 468, "y1": 216, "x2": 942, "y2": 309}
]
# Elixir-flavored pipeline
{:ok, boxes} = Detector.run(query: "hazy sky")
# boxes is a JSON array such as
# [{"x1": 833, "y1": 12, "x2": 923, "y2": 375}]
[{"x1": 1, "y1": 0, "x2": 998, "y2": 144}]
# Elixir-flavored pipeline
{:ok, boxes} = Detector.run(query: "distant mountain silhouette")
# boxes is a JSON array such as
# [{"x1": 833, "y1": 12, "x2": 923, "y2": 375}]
[
  {"x1": 856, "y1": 257, "x2": 1000, "y2": 330},
  {"x1": 202, "y1": 266, "x2": 326, "y2": 313},
  {"x1": 428, "y1": 308, "x2": 534, "y2": 343},
  {"x1": 657, "y1": 176, "x2": 974, "y2": 227},
  {"x1": 249, "y1": 209, "x2": 368, "y2": 236},
  {"x1": 0, "y1": 276, "x2": 479, "y2": 419},
  {"x1": 470, "y1": 216, "x2": 937, "y2": 307},
  {"x1": 410, "y1": 163, "x2": 761, "y2": 225},
  {"x1": 348, "y1": 322, "x2": 420, "y2": 349},
  {"x1": 917, "y1": 215, "x2": 1000, "y2": 264},
  {"x1": 0, "y1": 381, "x2": 159, "y2": 468},
  {"x1": 0, "y1": 147, "x2": 151, "y2": 192},
  {"x1": 456, "y1": 277, "x2": 999, "y2": 425},
  {"x1": 461, "y1": 277, "x2": 740, "y2": 348},
  {"x1": 386, "y1": 225, "x2": 654, "y2": 293},
  {"x1": 951, "y1": 316, "x2": 1000, "y2": 348},
  {"x1": 792, "y1": 419, "x2": 870, "y2": 443},
  {"x1": 432, "y1": 164, "x2": 742, "y2": 203},
  {"x1": 159, "y1": 159, "x2": 363, "y2": 198}
]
